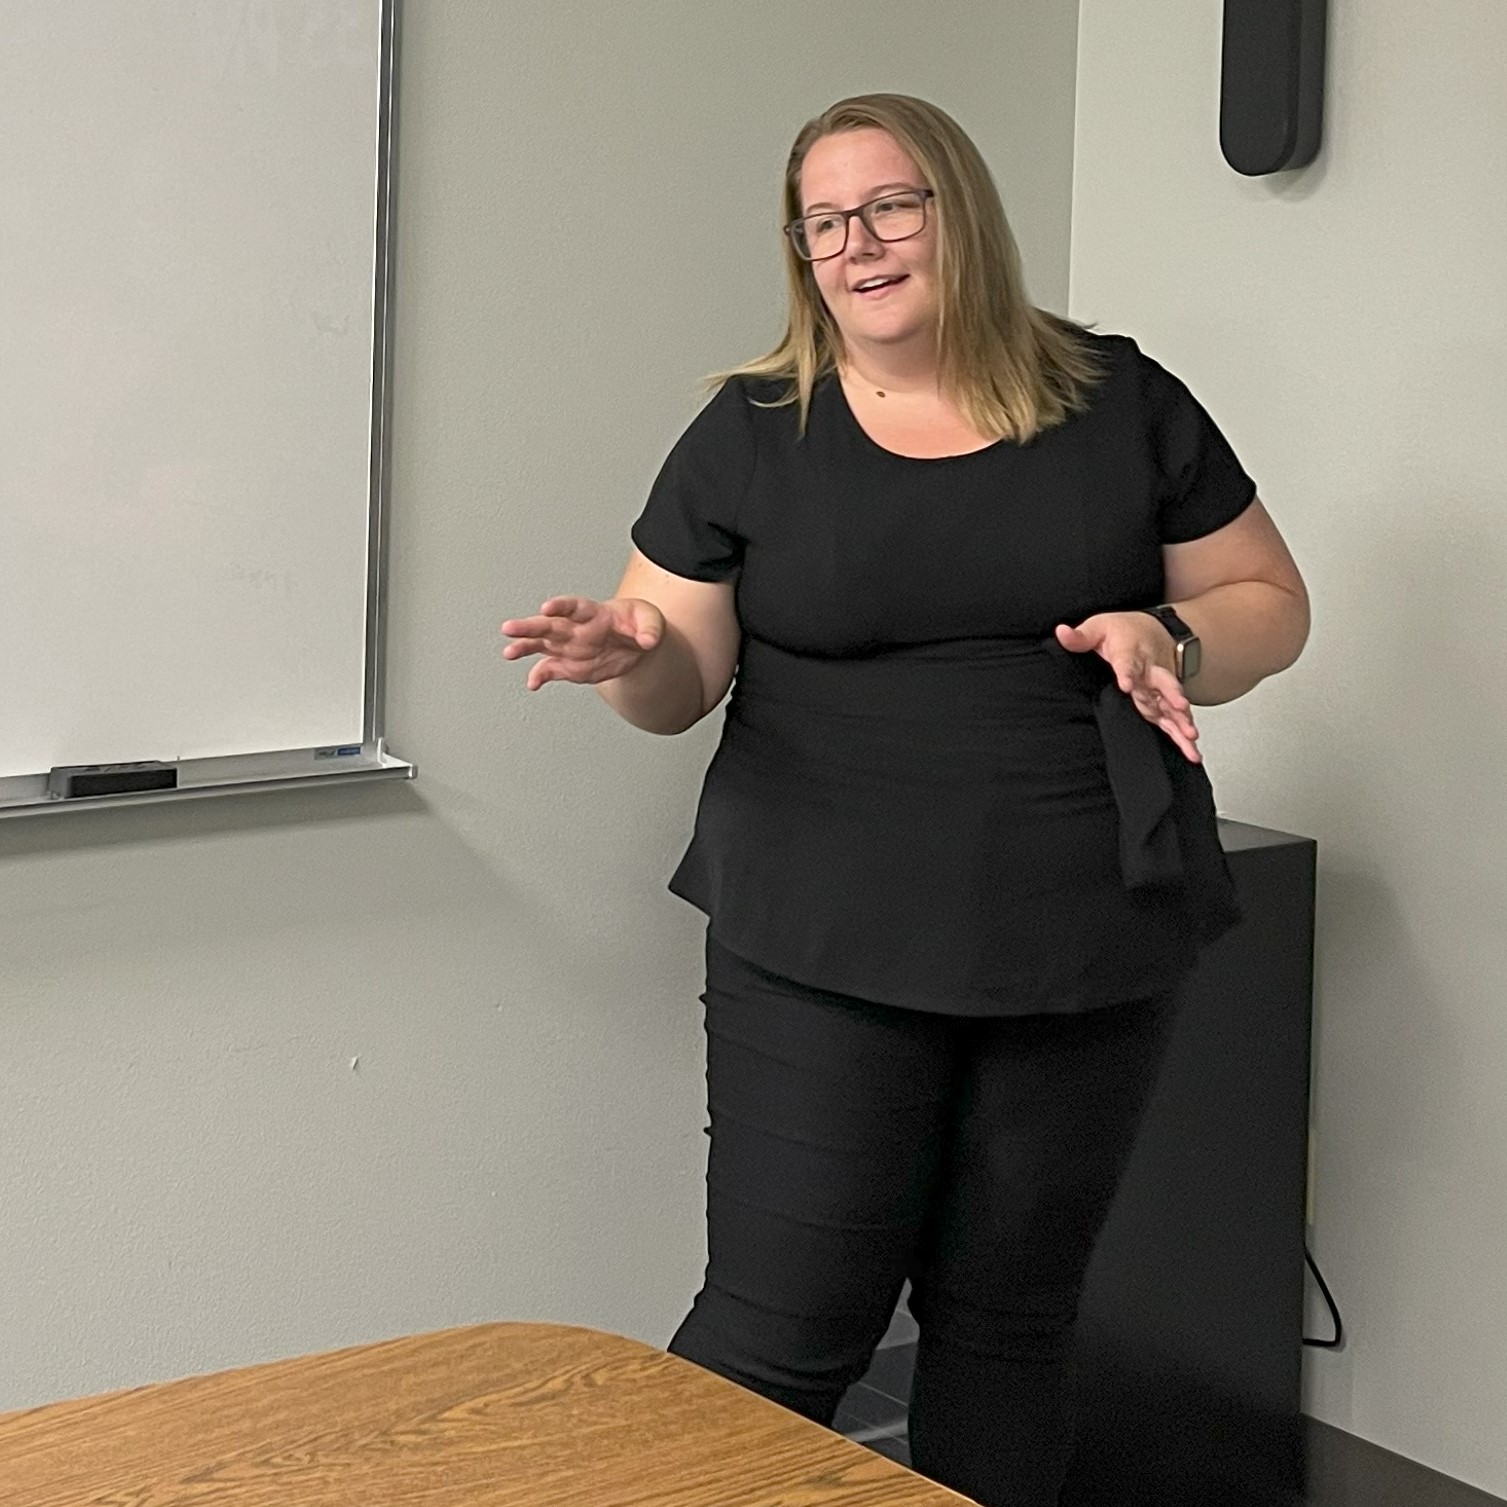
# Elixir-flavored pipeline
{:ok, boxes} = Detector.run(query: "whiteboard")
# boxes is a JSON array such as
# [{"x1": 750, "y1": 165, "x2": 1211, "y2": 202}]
[{"x1": 0, "y1": 0, "x2": 407, "y2": 810}]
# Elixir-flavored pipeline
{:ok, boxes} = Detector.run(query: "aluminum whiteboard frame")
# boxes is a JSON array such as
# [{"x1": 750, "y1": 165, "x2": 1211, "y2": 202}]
[{"x1": 1, "y1": 0, "x2": 412, "y2": 820}]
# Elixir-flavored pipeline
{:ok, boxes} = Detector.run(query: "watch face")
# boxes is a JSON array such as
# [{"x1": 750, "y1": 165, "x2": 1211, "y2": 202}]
[
  {"x1": 1180, "y1": 636, "x2": 1202, "y2": 682},
  {"x1": 1144, "y1": 606, "x2": 1199, "y2": 680}
]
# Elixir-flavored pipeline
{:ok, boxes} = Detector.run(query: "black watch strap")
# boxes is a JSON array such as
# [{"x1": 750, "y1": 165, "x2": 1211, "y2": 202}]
[{"x1": 1139, "y1": 604, "x2": 1193, "y2": 639}]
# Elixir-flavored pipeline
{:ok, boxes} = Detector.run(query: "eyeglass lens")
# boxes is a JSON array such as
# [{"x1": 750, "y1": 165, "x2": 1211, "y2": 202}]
[{"x1": 794, "y1": 192, "x2": 928, "y2": 261}]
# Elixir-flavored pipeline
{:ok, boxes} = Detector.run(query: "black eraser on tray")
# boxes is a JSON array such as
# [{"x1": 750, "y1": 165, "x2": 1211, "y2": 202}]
[{"x1": 46, "y1": 761, "x2": 179, "y2": 799}]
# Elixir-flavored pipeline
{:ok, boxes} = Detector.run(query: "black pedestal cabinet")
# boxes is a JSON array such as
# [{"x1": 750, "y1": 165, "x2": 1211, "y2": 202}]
[{"x1": 1061, "y1": 820, "x2": 1316, "y2": 1507}]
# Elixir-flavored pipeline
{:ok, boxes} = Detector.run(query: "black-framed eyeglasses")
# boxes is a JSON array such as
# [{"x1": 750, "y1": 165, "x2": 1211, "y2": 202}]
[{"x1": 784, "y1": 188, "x2": 935, "y2": 262}]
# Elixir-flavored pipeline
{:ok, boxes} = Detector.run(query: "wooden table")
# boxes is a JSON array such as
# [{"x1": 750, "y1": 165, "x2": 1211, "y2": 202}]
[{"x1": 0, "y1": 1322, "x2": 973, "y2": 1506}]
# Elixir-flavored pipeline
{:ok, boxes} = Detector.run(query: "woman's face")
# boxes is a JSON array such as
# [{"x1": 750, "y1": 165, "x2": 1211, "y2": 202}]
[{"x1": 796, "y1": 128, "x2": 939, "y2": 361}]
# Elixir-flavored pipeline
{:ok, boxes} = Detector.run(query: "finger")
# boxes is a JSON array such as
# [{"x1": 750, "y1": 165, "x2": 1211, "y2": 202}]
[
  {"x1": 616, "y1": 601, "x2": 665, "y2": 651},
  {"x1": 1131, "y1": 685, "x2": 1200, "y2": 744},
  {"x1": 1145, "y1": 665, "x2": 1190, "y2": 711},
  {"x1": 1130, "y1": 664, "x2": 1189, "y2": 714},
  {"x1": 526, "y1": 658, "x2": 570, "y2": 692},
  {"x1": 501, "y1": 638, "x2": 548, "y2": 660},
  {"x1": 1166, "y1": 715, "x2": 1200, "y2": 749},
  {"x1": 1149, "y1": 705, "x2": 1202, "y2": 763},
  {"x1": 1132, "y1": 679, "x2": 1186, "y2": 715},
  {"x1": 1131, "y1": 688, "x2": 1168, "y2": 725},
  {"x1": 1131, "y1": 692, "x2": 1199, "y2": 758},
  {"x1": 1164, "y1": 718, "x2": 1202, "y2": 762},
  {"x1": 501, "y1": 614, "x2": 568, "y2": 639},
  {"x1": 1155, "y1": 701, "x2": 1200, "y2": 745},
  {"x1": 1145, "y1": 681, "x2": 1199, "y2": 740},
  {"x1": 510, "y1": 627, "x2": 580, "y2": 661},
  {"x1": 538, "y1": 596, "x2": 599, "y2": 622},
  {"x1": 1163, "y1": 723, "x2": 1202, "y2": 763},
  {"x1": 506, "y1": 623, "x2": 575, "y2": 660}
]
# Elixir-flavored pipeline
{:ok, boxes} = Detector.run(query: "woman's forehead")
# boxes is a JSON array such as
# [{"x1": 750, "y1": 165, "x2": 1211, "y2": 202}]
[{"x1": 799, "y1": 128, "x2": 920, "y2": 207}]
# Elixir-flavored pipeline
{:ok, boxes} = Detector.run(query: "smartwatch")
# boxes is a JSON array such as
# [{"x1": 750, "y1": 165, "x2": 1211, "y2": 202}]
[{"x1": 1139, "y1": 604, "x2": 1201, "y2": 682}]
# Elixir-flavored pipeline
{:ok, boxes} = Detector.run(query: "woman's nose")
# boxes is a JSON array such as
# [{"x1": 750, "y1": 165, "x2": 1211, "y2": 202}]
[{"x1": 846, "y1": 214, "x2": 883, "y2": 257}]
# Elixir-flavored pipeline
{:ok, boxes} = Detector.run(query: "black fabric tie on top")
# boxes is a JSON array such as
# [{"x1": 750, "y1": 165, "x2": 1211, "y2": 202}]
[
  {"x1": 1094, "y1": 678, "x2": 1185, "y2": 889},
  {"x1": 1040, "y1": 637, "x2": 1237, "y2": 937}
]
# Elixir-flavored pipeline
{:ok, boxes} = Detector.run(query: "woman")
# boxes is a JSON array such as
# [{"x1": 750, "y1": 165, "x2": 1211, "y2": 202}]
[{"x1": 502, "y1": 94, "x2": 1308, "y2": 1507}]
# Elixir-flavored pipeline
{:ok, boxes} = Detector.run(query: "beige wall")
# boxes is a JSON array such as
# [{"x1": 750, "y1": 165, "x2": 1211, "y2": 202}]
[
  {"x1": 0, "y1": 1, "x2": 1079, "y2": 1411},
  {"x1": 1072, "y1": 1, "x2": 1507, "y2": 1494}
]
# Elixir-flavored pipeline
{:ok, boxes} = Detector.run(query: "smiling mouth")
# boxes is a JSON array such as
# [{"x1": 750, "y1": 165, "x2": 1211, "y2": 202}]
[{"x1": 853, "y1": 275, "x2": 908, "y2": 296}]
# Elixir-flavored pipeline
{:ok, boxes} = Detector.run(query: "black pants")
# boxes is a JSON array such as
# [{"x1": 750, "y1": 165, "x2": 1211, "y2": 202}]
[{"x1": 668, "y1": 934, "x2": 1181, "y2": 1507}]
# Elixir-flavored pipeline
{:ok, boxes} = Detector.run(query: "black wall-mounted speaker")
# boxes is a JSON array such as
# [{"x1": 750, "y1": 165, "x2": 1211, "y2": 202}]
[{"x1": 1220, "y1": 0, "x2": 1327, "y2": 176}]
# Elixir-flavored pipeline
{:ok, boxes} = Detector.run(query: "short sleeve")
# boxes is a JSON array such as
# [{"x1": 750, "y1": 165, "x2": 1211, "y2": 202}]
[
  {"x1": 631, "y1": 379, "x2": 755, "y2": 581},
  {"x1": 1137, "y1": 347, "x2": 1258, "y2": 544}
]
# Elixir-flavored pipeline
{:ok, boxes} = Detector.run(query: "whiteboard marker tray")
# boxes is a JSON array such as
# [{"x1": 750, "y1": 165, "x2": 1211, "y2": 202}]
[{"x1": 0, "y1": 744, "x2": 414, "y2": 819}]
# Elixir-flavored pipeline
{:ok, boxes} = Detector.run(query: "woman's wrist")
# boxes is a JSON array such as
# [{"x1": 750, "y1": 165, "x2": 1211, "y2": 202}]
[
  {"x1": 1160, "y1": 583, "x2": 1309, "y2": 705},
  {"x1": 596, "y1": 623, "x2": 704, "y2": 734},
  {"x1": 1134, "y1": 605, "x2": 1199, "y2": 683}
]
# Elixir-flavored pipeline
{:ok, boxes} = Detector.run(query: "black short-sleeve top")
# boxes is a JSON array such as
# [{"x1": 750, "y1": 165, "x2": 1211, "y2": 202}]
[{"x1": 632, "y1": 330, "x2": 1257, "y2": 1015}]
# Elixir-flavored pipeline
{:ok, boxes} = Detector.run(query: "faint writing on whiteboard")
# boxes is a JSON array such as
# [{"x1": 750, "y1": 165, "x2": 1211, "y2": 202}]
[
  {"x1": 225, "y1": 562, "x2": 293, "y2": 596},
  {"x1": 199, "y1": 0, "x2": 376, "y2": 76}
]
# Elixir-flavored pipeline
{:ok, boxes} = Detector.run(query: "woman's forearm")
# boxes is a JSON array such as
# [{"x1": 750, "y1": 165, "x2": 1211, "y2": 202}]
[{"x1": 1174, "y1": 580, "x2": 1310, "y2": 705}]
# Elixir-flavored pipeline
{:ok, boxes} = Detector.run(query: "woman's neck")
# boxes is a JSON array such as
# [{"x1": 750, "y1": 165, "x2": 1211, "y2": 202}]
[{"x1": 838, "y1": 340, "x2": 941, "y2": 400}]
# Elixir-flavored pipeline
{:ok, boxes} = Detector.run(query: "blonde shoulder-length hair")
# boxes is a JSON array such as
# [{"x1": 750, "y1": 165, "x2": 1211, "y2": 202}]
[{"x1": 719, "y1": 93, "x2": 1103, "y2": 443}]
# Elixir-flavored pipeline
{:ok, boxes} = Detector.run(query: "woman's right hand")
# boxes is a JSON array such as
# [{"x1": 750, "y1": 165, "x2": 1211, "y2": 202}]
[{"x1": 500, "y1": 595, "x2": 666, "y2": 691}]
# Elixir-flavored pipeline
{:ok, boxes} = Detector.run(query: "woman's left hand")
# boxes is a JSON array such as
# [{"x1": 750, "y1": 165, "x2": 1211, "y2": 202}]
[{"x1": 1055, "y1": 613, "x2": 1202, "y2": 764}]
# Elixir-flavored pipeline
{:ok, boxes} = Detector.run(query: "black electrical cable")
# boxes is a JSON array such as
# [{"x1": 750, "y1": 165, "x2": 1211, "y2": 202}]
[{"x1": 1302, "y1": 1241, "x2": 1343, "y2": 1349}]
